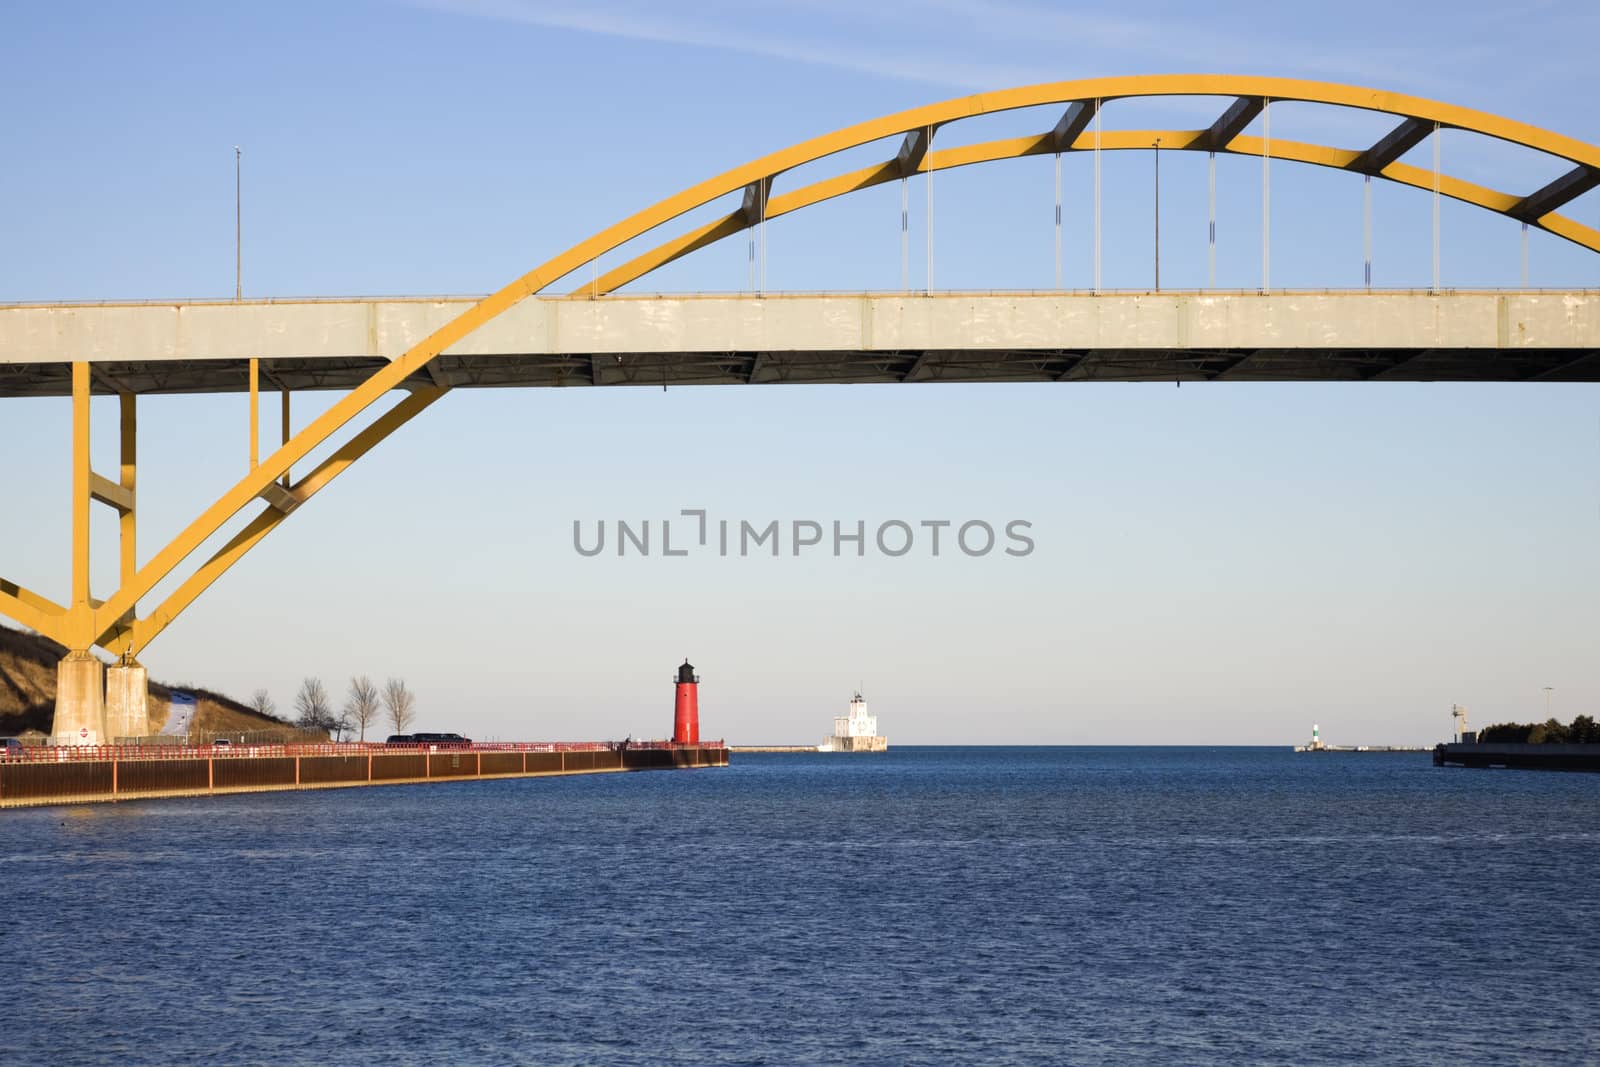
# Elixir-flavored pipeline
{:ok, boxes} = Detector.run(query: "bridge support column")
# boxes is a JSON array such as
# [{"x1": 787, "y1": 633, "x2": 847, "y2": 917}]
[
  {"x1": 53, "y1": 651, "x2": 106, "y2": 745},
  {"x1": 105, "y1": 660, "x2": 149, "y2": 742}
]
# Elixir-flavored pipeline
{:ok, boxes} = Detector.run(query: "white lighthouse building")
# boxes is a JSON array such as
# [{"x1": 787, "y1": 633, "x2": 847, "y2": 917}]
[{"x1": 819, "y1": 692, "x2": 888, "y2": 753}]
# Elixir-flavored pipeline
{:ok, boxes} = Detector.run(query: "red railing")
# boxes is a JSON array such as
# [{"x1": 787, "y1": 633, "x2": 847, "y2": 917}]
[{"x1": 0, "y1": 738, "x2": 726, "y2": 763}]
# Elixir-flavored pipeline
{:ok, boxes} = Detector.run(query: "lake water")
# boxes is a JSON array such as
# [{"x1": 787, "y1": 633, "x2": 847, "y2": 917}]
[{"x1": 4, "y1": 747, "x2": 1598, "y2": 1065}]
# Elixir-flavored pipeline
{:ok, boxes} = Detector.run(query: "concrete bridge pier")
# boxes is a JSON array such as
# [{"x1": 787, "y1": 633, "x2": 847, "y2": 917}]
[
  {"x1": 53, "y1": 651, "x2": 105, "y2": 745},
  {"x1": 105, "y1": 660, "x2": 149, "y2": 742}
]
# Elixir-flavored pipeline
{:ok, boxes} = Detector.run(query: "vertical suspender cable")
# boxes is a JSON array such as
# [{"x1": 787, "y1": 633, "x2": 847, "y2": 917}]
[
  {"x1": 1521, "y1": 222, "x2": 1530, "y2": 289},
  {"x1": 1207, "y1": 150, "x2": 1216, "y2": 289},
  {"x1": 1054, "y1": 151, "x2": 1063, "y2": 289},
  {"x1": 1153, "y1": 139, "x2": 1161, "y2": 292},
  {"x1": 1432, "y1": 123, "x2": 1442, "y2": 292},
  {"x1": 1093, "y1": 100, "x2": 1102, "y2": 293},
  {"x1": 1261, "y1": 98, "x2": 1271, "y2": 293},
  {"x1": 759, "y1": 177, "x2": 768, "y2": 295},
  {"x1": 925, "y1": 126, "x2": 934, "y2": 292},
  {"x1": 900, "y1": 176, "x2": 909, "y2": 292},
  {"x1": 1363, "y1": 175, "x2": 1373, "y2": 289}
]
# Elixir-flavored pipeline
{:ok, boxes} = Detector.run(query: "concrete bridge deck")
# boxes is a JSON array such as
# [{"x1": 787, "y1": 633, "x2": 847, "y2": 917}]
[{"x1": 3, "y1": 290, "x2": 1598, "y2": 394}]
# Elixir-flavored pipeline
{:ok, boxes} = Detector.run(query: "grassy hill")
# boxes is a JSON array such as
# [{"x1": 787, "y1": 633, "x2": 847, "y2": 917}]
[{"x1": 0, "y1": 622, "x2": 301, "y2": 741}]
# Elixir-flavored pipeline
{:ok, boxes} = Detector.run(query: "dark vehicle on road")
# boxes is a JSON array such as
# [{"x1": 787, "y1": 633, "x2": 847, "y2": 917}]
[
  {"x1": 385, "y1": 733, "x2": 472, "y2": 747},
  {"x1": 413, "y1": 732, "x2": 472, "y2": 747}
]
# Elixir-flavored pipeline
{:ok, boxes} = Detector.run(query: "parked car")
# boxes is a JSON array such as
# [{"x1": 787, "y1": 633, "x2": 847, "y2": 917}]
[
  {"x1": 212, "y1": 738, "x2": 232, "y2": 747},
  {"x1": 0, "y1": 737, "x2": 24, "y2": 756}
]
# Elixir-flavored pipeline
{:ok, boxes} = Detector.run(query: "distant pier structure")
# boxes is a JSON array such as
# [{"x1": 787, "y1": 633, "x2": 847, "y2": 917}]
[
  {"x1": 1294, "y1": 723, "x2": 1329, "y2": 752},
  {"x1": 1294, "y1": 721, "x2": 1425, "y2": 754}
]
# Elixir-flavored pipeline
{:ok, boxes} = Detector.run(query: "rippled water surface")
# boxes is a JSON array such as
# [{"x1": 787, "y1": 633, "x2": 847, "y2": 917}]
[{"x1": 5, "y1": 747, "x2": 1599, "y2": 1065}]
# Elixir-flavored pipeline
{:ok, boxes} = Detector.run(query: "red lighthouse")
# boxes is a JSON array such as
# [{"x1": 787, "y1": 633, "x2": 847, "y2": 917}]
[{"x1": 673, "y1": 660, "x2": 700, "y2": 745}]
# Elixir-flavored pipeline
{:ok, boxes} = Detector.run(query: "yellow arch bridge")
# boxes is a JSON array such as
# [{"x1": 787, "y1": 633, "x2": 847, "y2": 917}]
[{"x1": 2, "y1": 75, "x2": 1598, "y2": 740}]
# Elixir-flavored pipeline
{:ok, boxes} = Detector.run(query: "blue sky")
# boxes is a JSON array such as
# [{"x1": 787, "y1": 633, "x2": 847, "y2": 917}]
[{"x1": 1, "y1": 1, "x2": 1597, "y2": 744}]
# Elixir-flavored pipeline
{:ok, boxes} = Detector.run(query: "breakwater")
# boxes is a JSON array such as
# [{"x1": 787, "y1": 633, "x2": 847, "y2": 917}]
[
  {"x1": 0, "y1": 741, "x2": 728, "y2": 808},
  {"x1": 1293, "y1": 745, "x2": 1428, "y2": 753},
  {"x1": 1434, "y1": 741, "x2": 1600, "y2": 772}
]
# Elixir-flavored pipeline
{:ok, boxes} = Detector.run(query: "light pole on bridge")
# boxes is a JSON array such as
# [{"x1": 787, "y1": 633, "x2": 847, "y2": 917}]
[{"x1": 234, "y1": 145, "x2": 242, "y2": 302}]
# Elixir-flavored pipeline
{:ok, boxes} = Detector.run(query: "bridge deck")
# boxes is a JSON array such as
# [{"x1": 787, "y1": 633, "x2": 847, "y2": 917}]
[{"x1": 2, "y1": 291, "x2": 1597, "y2": 395}]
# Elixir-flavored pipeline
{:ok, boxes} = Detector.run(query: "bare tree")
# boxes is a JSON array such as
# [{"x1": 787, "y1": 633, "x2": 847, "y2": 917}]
[
  {"x1": 294, "y1": 677, "x2": 337, "y2": 737},
  {"x1": 249, "y1": 689, "x2": 276, "y2": 718},
  {"x1": 384, "y1": 677, "x2": 417, "y2": 734},
  {"x1": 345, "y1": 676, "x2": 381, "y2": 741}
]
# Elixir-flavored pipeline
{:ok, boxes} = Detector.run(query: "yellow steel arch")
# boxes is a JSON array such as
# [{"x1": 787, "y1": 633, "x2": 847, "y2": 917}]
[
  {"x1": 6, "y1": 75, "x2": 1600, "y2": 660},
  {"x1": 569, "y1": 74, "x2": 1600, "y2": 296}
]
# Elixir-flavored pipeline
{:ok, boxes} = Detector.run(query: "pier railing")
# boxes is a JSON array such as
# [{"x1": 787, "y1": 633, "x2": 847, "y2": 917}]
[
  {"x1": 0, "y1": 740, "x2": 730, "y2": 807},
  {"x1": 0, "y1": 738, "x2": 727, "y2": 763}
]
